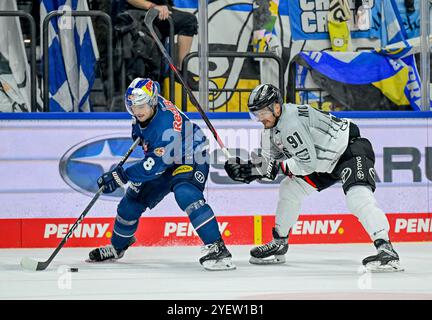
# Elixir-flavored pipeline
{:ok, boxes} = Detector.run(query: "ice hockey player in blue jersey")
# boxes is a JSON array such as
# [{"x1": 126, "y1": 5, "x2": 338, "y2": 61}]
[{"x1": 88, "y1": 78, "x2": 235, "y2": 271}]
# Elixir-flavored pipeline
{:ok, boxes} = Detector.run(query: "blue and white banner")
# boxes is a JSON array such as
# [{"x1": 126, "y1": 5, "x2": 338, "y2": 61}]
[
  {"x1": 296, "y1": 50, "x2": 422, "y2": 110},
  {"x1": 287, "y1": 0, "x2": 381, "y2": 41},
  {"x1": 396, "y1": 0, "x2": 420, "y2": 40},
  {"x1": 40, "y1": 0, "x2": 99, "y2": 112},
  {"x1": 0, "y1": 0, "x2": 36, "y2": 112},
  {"x1": 381, "y1": 0, "x2": 408, "y2": 46}
]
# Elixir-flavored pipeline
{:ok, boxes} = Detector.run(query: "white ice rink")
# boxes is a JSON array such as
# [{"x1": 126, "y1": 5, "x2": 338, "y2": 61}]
[{"x1": 1, "y1": 243, "x2": 432, "y2": 300}]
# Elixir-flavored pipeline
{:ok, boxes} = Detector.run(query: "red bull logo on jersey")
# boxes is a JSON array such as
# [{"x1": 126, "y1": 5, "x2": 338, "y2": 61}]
[{"x1": 166, "y1": 106, "x2": 183, "y2": 132}]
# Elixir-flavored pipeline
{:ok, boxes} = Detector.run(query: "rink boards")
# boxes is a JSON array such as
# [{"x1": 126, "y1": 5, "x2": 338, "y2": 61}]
[
  {"x1": 1, "y1": 213, "x2": 432, "y2": 248},
  {"x1": 0, "y1": 114, "x2": 431, "y2": 247}
]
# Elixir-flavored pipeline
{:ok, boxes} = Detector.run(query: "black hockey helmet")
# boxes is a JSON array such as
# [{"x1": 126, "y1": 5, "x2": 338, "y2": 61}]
[{"x1": 247, "y1": 83, "x2": 283, "y2": 113}]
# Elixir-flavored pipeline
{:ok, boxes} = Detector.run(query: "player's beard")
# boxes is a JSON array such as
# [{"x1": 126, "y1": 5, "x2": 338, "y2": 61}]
[{"x1": 262, "y1": 117, "x2": 277, "y2": 129}]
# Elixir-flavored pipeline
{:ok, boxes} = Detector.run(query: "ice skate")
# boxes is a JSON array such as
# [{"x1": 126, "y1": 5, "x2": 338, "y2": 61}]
[
  {"x1": 199, "y1": 239, "x2": 236, "y2": 271},
  {"x1": 87, "y1": 237, "x2": 136, "y2": 262},
  {"x1": 362, "y1": 239, "x2": 404, "y2": 272},
  {"x1": 249, "y1": 228, "x2": 288, "y2": 265}
]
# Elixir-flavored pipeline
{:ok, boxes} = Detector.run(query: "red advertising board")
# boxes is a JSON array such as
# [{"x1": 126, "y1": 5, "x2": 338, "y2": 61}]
[{"x1": 1, "y1": 213, "x2": 431, "y2": 248}]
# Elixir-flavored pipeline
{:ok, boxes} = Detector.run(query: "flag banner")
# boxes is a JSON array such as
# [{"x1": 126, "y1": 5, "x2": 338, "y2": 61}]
[
  {"x1": 0, "y1": 0, "x2": 35, "y2": 112},
  {"x1": 161, "y1": 0, "x2": 424, "y2": 111},
  {"x1": 395, "y1": 0, "x2": 420, "y2": 40},
  {"x1": 40, "y1": 0, "x2": 99, "y2": 112},
  {"x1": 251, "y1": 0, "x2": 279, "y2": 53},
  {"x1": 381, "y1": 0, "x2": 408, "y2": 46},
  {"x1": 287, "y1": 0, "x2": 381, "y2": 41},
  {"x1": 294, "y1": 50, "x2": 422, "y2": 111}
]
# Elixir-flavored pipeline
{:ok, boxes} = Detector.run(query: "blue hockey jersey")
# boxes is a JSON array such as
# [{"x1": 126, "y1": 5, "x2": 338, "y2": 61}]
[{"x1": 124, "y1": 95, "x2": 208, "y2": 183}]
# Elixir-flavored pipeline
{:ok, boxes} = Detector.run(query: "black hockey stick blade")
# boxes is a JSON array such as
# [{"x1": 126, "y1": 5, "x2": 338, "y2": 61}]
[
  {"x1": 144, "y1": 9, "x2": 231, "y2": 159},
  {"x1": 20, "y1": 138, "x2": 142, "y2": 271}
]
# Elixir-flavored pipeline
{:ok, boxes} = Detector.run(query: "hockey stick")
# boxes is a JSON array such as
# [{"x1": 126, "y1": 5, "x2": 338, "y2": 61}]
[
  {"x1": 20, "y1": 137, "x2": 142, "y2": 271},
  {"x1": 144, "y1": 8, "x2": 231, "y2": 159}
]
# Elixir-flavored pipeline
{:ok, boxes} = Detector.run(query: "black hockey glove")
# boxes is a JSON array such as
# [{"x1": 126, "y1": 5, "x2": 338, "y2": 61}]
[
  {"x1": 224, "y1": 156, "x2": 279, "y2": 184},
  {"x1": 97, "y1": 166, "x2": 128, "y2": 193},
  {"x1": 250, "y1": 152, "x2": 279, "y2": 181},
  {"x1": 224, "y1": 157, "x2": 259, "y2": 184}
]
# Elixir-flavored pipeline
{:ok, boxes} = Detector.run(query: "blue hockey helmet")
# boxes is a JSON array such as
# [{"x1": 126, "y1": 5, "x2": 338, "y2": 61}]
[{"x1": 124, "y1": 78, "x2": 160, "y2": 114}]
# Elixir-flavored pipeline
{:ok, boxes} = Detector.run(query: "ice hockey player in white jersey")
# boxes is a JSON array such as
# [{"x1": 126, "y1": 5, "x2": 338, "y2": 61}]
[{"x1": 224, "y1": 83, "x2": 403, "y2": 272}]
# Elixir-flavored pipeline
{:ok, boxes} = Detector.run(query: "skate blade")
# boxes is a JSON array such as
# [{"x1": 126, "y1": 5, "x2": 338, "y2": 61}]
[
  {"x1": 85, "y1": 258, "x2": 119, "y2": 264},
  {"x1": 202, "y1": 258, "x2": 236, "y2": 271},
  {"x1": 249, "y1": 255, "x2": 286, "y2": 265},
  {"x1": 364, "y1": 260, "x2": 404, "y2": 273}
]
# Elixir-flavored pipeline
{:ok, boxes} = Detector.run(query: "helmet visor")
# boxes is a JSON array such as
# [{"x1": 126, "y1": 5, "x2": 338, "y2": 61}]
[{"x1": 249, "y1": 105, "x2": 274, "y2": 121}]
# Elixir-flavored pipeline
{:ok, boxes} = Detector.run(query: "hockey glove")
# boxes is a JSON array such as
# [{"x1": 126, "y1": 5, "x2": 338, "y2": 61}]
[
  {"x1": 224, "y1": 156, "x2": 278, "y2": 184},
  {"x1": 250, "y1": 152, "x2": 279, "y2": 181},
  {"x1": 224, "y1": 157, "x2": 259, "y2": 184},
  {"x1": 97, "y1": 166, "x2": 128, "y2": 193}
]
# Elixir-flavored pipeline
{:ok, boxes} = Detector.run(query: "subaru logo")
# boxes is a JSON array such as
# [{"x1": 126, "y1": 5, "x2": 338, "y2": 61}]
[{"x1": 59, "y1": 135, "x2": 143, "y2": 200}]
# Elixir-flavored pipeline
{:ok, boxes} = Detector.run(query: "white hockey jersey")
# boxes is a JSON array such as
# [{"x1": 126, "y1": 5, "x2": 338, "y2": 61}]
[{"x1": 261, "y1": 103, "x2": 351, "y2": 176}]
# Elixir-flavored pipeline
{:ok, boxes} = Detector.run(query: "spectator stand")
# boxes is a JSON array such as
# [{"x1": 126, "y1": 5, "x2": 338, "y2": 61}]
[
  {"x1": 181, "y1": 51, "x2": 284, "y2": 112},
  {"x1": 111, "y1": 11, "x2": 175, "y2": 111}
]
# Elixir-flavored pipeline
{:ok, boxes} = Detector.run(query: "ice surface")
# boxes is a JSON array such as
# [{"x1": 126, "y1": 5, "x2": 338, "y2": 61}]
[{"x1": 1, "y1": 243, "x2": 431, "y2": 300}]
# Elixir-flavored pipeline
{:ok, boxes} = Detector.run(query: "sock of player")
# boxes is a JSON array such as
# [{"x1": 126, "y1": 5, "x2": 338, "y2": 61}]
[
  {"x1": 188, "y1": 204, "x2": 221, "y2": 245},
  {"x1": 346, "y1": 185, "x2": 390, "y2": 241},
  {"x1": 174, "y1": 182, "x2": 221, "y2": 245},
  {"x1": 275, "y1": 177, "x2": 315, "y2": 237},
  {"x1": 111, "y1": 214, "x2": 139, "y2": 250},
  {"x1": 275, "y1": 198, "x2": 301, "y2": 237}
]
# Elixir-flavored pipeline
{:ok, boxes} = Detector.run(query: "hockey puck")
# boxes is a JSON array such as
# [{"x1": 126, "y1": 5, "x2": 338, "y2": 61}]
[{"x1": 68, "y1": 268, "x2": 79, "y2": 272}]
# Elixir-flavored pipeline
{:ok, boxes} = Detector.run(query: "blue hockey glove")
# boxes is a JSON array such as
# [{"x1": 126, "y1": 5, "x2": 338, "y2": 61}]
[{"x1": 97, "y1": 166, "x2": 128, "y2": 193}]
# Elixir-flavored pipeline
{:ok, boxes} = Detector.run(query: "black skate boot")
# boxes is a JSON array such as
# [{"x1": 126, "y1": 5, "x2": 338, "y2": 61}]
[
  {"x1": 250, "y1": 227, "x2": 288, "y2": 265},
  {"x1": 87, "y1": 237, "x2": 136, "y2": 262},
  {"x1": 199, "y1": 238, "x2": 236, "y2": 271},
  {"x1": 362, "y1": 239, "x2": 404, "y2": 272}
]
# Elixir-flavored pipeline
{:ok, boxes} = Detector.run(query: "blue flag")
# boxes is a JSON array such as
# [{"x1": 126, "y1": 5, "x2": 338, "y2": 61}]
[
  {"x1": 381, "y1": 0, "x2": 408, "y2": 46},
  {"x1": 296, "y1": 50, "x2": 421, "y2": 111},
  {"x1": 40, "y1": 0, "x2": 99, "y2": 112}
]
